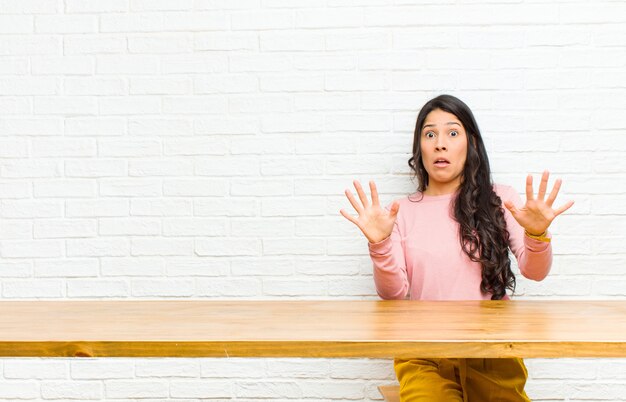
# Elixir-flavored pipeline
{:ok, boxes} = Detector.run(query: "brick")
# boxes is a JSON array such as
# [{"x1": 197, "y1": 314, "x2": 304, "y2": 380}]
[
  {"x1": 41, "y1": 381, "x2": 102, "y2": 399},
  {"x1": 230, "y1": 179, "x2": 293, "y2": 196},
  {"x1": 267, "y1": 359, "x2": 329, "y2": 378},
  {"x1": 66, "y1": 199, "x2": 129, "y2": 218},
  {"x1": 0, "y1": 98, "x2": 31, "y2": 115},
  {"x1": 136, "y1": 360, "x2": 199, "y2": 377},
  {"x1": 34, "y1": 96, "x2": 98, "y2": 115},
  {"x1": 232, "y1": 10, "x2": 294, "y2": 30},
  {"x1": 0, "y1": 77, "x2": 57, "y2": 95},
  {"x1": 131, "y1": 198, "x2": 193, "y2": 217},
  {"x1": 163, "y1": 137, "x2": 228, "y2": 156},
  {"x1": 97, "y1": 55, "x2": 159, "y2": 74},
  {"x1": 34, "y1": 179, "x2": 97, "y2": 198},
  {"x1": 162, "y1": 218, "x2": 227, "y2": 236},
  {"x1": 161, "y1": 54, "x2": 227, "y2": 74},
  {"x1": 295, "y1": 8, "x2": 362, "y2": 28},
  {"x1": 2, "y1": 280, "x2": 63, "y2": 298},
  {"x1": 196, "y1": 278, "x2": 262, "y2": 296},
  {"x1": 65, "y1": 0, "x2": 128, "y2": 13},
  {"x1": 201, "y1": 358, "x2": 266, "y2": 378},
  {"x1": 163, "y1": 178, "x2": 227, "y2": 196},
  {"x1": 0, "y1": 262, "x2": 32, "y2": 278},
  {"x1": 166, "y1": 258, "x2": 229, "y2": 277},
  {"x1": 35, "y1": 15, "x2": 97, "y2": 33},
  {"x1": 66, "y1": 239, "x2": 130, "y2": 257},
  {"x1": 235, "y1": 381, "x2": 301, "y2": 398},
  {"x1": 65, "y1": 159, "x2": 127, "y2": 178},
  {"x1": 99, "y1": 96, "x2": 161, "y2": 115},
  {"x1": 1, "y1": 200, "x2": 62, "y2": 218},
  {"x1": 104, "y1": 381, "x2": 168, "y2": 398},
  {"x1": 131, "y1": 0, "x2": 193, "y2": 11},
  {"x1": 71, "y1": 361, "x2": 134, "y2": 379},
  {"x1": 35, "y1": 259, "x2": 98, "y2": 278},
  {"x1": 0, "y1": 381, "x2": 39, "y2": 398},
  {"x1": 4, "y1": 361, "x2": 68, "y2": 379},
  {"x1": 195, "y1": 32, "x2": 258, "y2": 51},
  {"x1": 34, "y1": 219, "x2": 97, "y2": 239},
  {"x1": 194, "y1": 198, "x2": 257, "y2": 217},
  {"x1": 170, "y1": 381, "x2": 232, "y2": 398},
  {"x1": 102, "y1": 257, "x2": 165, "y2": 277},
  {"x1": 131, "y1": 238, "x2": 193, "y2": 256},
  {"x1": 263, "y1": 278, "x2": 328, "y2": 297},
  {"x1": 231, "y1": 258, "x2": 293, "y2": 276},
  {"x1": 0, "y1": 35, "x2": 60, "y2": 55},
  {"x1": 163, "y1": 96, "x2": 227, "y2": 114},
  {"x1": 230, "y1": 218, "x2": 293, "y2": 237},
  {"x1": 67, "y1": 280, "x2": 129, "y2": 297},
  {"x1": 100, "y1": 178, "x2": 162, "y2": 197},
  {"x1": 0, "y1": 57, "x2": 28, "y2": 74},
  {"x1": 128, "y1": 34, "x2": 193, "y2": 53},
  {"x1": 32, "y1": 138, "x2": 96, "y2": 157},
  {"x1": 1, "y1": 239, "x2": 64, "y2": 258},
  {"x1": 130, "y1": 78, "x2": 192, "y2": 95},
  {"x1": 0, "y1": 219, "x2": 30, "y2": 239},
  {"x1": 129, "y1": 159, "x2": 193, "y2": 177},
  {"x1": 64, "y1": 35, "x2": 127, "y2": 54},
  {"x1": 261, "y1": 156, "x2": 324, "y2": 175},
  {"x1": 195, "y1": 238, "x2": 261, "y2": 257},
  {"x1": 131, "y1": 279, "x2": 195, "y2": 297},
  {"x1": 64, "y1": 78, "x2": 126, "y2": 95},
  {"x1": 99, "y1": 218, "x2": 161, "y2": 236}
]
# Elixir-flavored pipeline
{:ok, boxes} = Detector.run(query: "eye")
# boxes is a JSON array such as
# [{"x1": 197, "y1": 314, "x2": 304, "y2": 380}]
[
  {"x1": 424, "y1": 131, "x2": 435, "y2": 139},
  {"x1": 450, "y1": 130, "x2": 459, "y2": 137}
]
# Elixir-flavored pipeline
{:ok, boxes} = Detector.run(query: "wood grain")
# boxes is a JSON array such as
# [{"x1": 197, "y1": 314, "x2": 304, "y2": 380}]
[{"x1": 0, "y1": 300, "x2": 624, "y2": 358}]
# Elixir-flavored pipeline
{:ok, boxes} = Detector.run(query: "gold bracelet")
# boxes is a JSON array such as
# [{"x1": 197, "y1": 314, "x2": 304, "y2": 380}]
[{"x1": 524, "y1": 229, "x2": 551, "y2": 243}]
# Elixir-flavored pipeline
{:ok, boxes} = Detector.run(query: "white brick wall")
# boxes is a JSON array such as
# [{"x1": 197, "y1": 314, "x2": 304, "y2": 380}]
[{"x1": 0, "y1": 0, "x2": 625, "y2": 400}]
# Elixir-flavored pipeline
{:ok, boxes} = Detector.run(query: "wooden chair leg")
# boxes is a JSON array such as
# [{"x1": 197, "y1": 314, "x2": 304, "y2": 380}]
[{"x1": 377, "y1": 385, "x2": 400, "y2": 402}]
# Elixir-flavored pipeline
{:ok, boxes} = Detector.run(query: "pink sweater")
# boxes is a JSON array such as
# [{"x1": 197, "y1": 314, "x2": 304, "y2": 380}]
[{"x1": 368, "y1": 184, "x2": 552, "y2": 301}]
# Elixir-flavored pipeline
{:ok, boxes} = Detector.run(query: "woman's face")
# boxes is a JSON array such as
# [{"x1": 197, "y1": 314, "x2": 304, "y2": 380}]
[{"x1": 419, "y1": 108, "x2": 468, "y2": 195}]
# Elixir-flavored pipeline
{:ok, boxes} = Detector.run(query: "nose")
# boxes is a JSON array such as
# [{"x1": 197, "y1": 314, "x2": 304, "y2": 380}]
[{"x1": 435, "y1": 136, "x2": 447, "y2": 151}]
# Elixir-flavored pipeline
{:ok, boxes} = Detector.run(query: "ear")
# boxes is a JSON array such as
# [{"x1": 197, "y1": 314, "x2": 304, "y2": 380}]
[{"x1": 470, "y1": 133, "x2": 477, "y2": 149}]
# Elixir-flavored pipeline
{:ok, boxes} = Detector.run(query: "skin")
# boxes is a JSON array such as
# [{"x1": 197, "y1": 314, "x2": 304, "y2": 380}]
[
  {"x1": 419, "y1": 109, "x2": 468, "y2": 196},
  {"x1": 339, "y1": 109, "x2": 575, "y2": 243}
]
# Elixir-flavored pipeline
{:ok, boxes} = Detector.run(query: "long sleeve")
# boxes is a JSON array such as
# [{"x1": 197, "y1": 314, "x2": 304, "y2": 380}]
[
  {"x1": 368, "y1": 208, "x2": 409, "y2": 300},
  {"x1": 499, "y1": 185, "x2": 553, "y2": 281}
]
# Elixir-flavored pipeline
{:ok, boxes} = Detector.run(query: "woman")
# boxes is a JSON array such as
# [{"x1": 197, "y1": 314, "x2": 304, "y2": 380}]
[{"x1": 339, "y1": 94, "x2": 573, "y2": 401}]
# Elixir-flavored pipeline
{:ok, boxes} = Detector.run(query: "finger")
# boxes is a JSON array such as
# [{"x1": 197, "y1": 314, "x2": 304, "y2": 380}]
[
  {"x1": 388, "y1": 201, "x2": 400, "y2": 218},
  {"x1": 339, "y1": 208, "x2": 360, "y2": 226},
  {"x1": 525, "y1": 174, "x2": 534, "y2": 201},
  {"x1": 503, "y1": 200, "x2": 518, "y2": 215},
  {"x1": 537, "y1": 170, "x2": 549, "y2": 200},
  {"x1": 545, "y1": 178, "x2": 562, "y2": 207},
  {"x1": 553, "y1": 200, "x2": 575, "y2": 217},
  {"x1": 370, "y1": 180, "x2": 380, "y2": 207},
  {"x1": 344, "y1": 189, "x2": 364, "y2": 214},
  {"x1": 353, "y1": 180, "x2": 370, "y2": 208}
]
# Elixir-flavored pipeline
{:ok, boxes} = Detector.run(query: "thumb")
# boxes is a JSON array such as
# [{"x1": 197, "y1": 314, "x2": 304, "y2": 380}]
[
  {"x1": 503, "y1": 200, "x2": 517, "y2": 214},
  {"x1": 388, "y1": 201, "x2": 400, "y2": 219}
]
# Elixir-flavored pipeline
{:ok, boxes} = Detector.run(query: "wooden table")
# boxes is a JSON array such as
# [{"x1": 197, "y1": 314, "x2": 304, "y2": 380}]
[{"x1": 1, "y1": 300, "x2": 625, "y2": 358}]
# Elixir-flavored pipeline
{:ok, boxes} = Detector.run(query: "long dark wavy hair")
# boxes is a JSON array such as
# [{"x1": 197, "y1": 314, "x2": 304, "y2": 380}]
[{"x1": 408, "y1": 94, "x2": 515, "y2": 300}]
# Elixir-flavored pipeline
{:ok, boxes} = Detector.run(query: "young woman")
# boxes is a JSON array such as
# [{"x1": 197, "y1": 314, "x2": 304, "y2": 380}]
[{"x1": 340, "y1": 94, "x2": 574, "y2": 401}]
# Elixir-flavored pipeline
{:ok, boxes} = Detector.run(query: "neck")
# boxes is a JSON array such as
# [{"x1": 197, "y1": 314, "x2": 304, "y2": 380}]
[{"x1": 423, "y1": 182, "x2": 461, "y2": 196}]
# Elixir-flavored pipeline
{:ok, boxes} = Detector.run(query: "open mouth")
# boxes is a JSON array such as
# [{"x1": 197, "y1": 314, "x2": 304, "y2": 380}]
[{"x1": 434, "y1": 158, "x2": 450, "y2": 167}]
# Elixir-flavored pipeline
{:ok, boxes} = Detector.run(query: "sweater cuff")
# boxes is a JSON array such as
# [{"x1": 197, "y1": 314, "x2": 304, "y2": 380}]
[
  {"x1": 523, "y1": 230, "x2": 552, "y2": 252},
  {"x1": 368, "y1": 235, "x2": 392, "y2": 255}
]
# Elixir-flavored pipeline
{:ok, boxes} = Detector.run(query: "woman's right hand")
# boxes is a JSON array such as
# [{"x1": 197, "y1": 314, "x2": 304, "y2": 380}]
[{"x1": 340, "y1": 180, "x2": 400, "y2": 244}]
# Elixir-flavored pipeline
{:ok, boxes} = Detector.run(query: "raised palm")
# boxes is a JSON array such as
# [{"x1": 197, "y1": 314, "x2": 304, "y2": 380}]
[
  {"x1": 340, "y1": 180, "x2": 399, "y2": 244},
  {"x1": 503, "y1": 171, "x2": 574, "y2": 235}
]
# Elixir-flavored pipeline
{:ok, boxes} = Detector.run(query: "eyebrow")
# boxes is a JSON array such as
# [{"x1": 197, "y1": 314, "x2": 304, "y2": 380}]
[{"x1": 422, "y1": 122, "x2": 461, "y2": 130}]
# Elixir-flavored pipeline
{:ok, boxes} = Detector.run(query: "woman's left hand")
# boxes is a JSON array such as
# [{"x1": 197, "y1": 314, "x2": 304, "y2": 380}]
[{"x1": 503, "y1": 170, "x2": 574, "y2": 235}]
